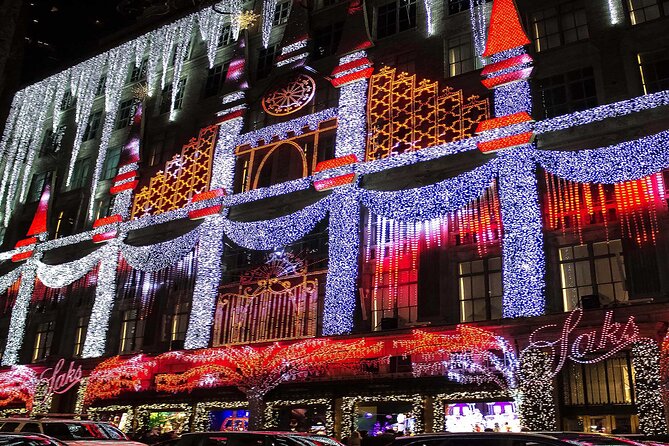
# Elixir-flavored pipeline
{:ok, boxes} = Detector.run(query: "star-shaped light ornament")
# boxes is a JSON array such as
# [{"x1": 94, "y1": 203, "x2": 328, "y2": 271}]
[{"x1": 235, "y1": 10, "x2": 259, "y2": 30}]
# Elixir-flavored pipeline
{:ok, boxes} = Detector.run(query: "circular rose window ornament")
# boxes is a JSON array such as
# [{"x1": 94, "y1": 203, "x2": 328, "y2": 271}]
[{"x1": 262, "y1": 74, "x2": 316, "y2": 116}]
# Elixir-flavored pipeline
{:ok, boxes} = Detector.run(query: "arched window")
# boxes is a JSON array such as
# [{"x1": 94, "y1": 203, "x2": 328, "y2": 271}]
[{"x1": 254, "y1": 142, "x2": 307, "y2": 189}]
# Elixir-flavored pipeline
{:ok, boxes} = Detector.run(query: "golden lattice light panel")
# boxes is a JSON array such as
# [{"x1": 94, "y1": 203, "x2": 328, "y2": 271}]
[
  {"x1": 366, "y1": 66, "x2": 490, "y2": 161},
  {"x1": 132, "y1": 125, "x2": 219, "y2": 218}
]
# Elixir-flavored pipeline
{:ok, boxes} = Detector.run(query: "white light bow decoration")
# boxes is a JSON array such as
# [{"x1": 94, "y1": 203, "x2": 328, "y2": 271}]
[{"x1": 119, "y1": 224, "x2": 202, "y2": 272}]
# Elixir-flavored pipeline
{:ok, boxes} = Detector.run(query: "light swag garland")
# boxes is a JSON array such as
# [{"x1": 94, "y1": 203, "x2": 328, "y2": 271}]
[
  {"x1": 31, "y1": 379, "x2": 53, "y2": 416},
  {"x1": 35, "y1": 244, "x2": 112, "y2": 288},
  {"x1": 264, "y1": 398, "x2": 334, "y2": 435},
  {"x1": 632, "y1": 340, "x2": 667, "y2": 435},
  {"x1": 340, "y1": 394, "x2": 424, "y2": 439},
  {"x1": 74, "y1": 377, "x2": 89, "y2": 418},
  {"x1": 221, "y1": 196, "x2": 332, "y2": 250},
  {"x1": 120, "y1": 225, "x2": 201, "y2": 272},
  {"x1": 432, "y1": 390, "x2": 512, "y2": 432},
  {"x1": 2, "y1": 258, "x2": 38, "y2": 366},
  {"x1": 193, "y1": 400, "x2": 248, "y2": 432}
]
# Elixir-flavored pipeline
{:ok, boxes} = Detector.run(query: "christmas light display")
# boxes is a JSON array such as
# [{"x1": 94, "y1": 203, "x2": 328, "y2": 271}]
[
  {"x1": 84, "y1": 355, "x2": 157, "y2": 405},
  {"x1": 0, "y1": 366, "x2": 38, "y2": 411},
  {"x1": 120, "y1": 225, "x2": 201, "y2": 272},
  {"x1": 323, "y1": 188, "x2": 359, "y2": 335},
  {"x1": 74, "y1": 377, "x2": 89, "y2": 417},
  {"x1": 197, "y1": 0, "x2": 244, "y2": 67},
  {"x1": 607, "y1": 0, "x2": 623, "y2": 25},
  {"x1": 184, "y1": 216, "x2": 225, "y2": 349},
  {"x1": 2, "y1": 259, "x2": 38, "y2": 365},
  {"x1": 481, "y1": 0, "x2": 530, "y2": 57},
  {"x1": 193, "y1": 400, "x2": 248, "y2": 431},
  {"x1": 340, "y1": 394, "x2": 424, "y2": 439},
  {"x1": 236, "y1": 108, "x2": 337, "y2": 148},
  {"x1": 35, "y1": 243, "x2": 111, "y2": 288},
  {"x1": 366, "y1": 67, "x2": 490, "y2": 161},
  {"x1": 31, "y1": 379, "x2": 53, "y2": 415},
  {"x1": 469, "y1": 0, "x2": 489, "y2": 61},
  {"x1": 517, "y1": 349, "x2": 557, "y2": 431},
  {"x1": 135, "y1": 403, "x2": 193, "y2": 433},
  {"x1": 261, "y1": 0, "x2": 278, "y2": 48},
  {"x1": 632, "y1": 340, "x2": 667, "y2": 435},
  {"x1": 334, "y1": 52, "x2": 369, "y2": 161},
  {"x1": 264, "y1": 398, "x2": 334, "y2": 435}
]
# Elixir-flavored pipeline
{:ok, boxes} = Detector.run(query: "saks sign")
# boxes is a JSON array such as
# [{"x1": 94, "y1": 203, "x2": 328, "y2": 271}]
[
  {"x1": 39, "y1": 359, "x2": 83, "y2": 394},
  {"x1": 526, "y1": 308, "x2": 642, "y2": 378}
]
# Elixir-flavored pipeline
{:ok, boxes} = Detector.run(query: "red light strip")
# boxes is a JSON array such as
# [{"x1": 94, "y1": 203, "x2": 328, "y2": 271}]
[
  {"x1": 191, "y1": 188, "x2": 227, "y2": 202},
  {"x1": 481, "y1": 54, "x2": 533, "y2": 77},
  {"x1": 475, "y1": 112, "x2": 533, "y2": 133},
  {"x1": 188, "y1": 205, "x2": 222, "y2": 220},
  {"x1": 331, "y1": 67, "x2": 374, "y2": 87},
  {"x1": 477, "y1": 132, "x2": 534, "y2": 153},
  {"x1": 11, "y1": 251, "x2": 33, "y2": 262},
  {"x1": 331, "y1": 58, "x2": 372, "y2": 77},
  {"x1": 93, "y1": 214, "x2": 122, "y2": 228},
  {"x1": 110, "y1": 180, "x2": 138, "y2": 195},
  {"x1": 314, "y1": 154, "x2": 358, "y2": 173},
  {"x1": 93, "y1": 231, "x2": 118, "y2": 244},
  {"x1": 481, "y1": 68, "x2": 534, "y2": 89},
  {"x1": 314, "y1": 173, "x2": 356, "y2": 191},
  {"x1": 112, "y1": 170, "x2": 137, "y2": 184},
  {"x1": 216, "y1": 109, "x2": 245, "y2": 124},
  {"x1": 14, "y1": 237, "x2": 37, "y2": 248}
]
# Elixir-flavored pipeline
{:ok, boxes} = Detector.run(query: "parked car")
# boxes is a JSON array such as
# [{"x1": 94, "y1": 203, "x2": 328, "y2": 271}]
[
  {"x1": 162, "y1": 431, "x2": 343, "y2": 446},
  {"x1": 0, "y1": 432, "x2": 67, "y2": 446},
  {"x1": 386, "y1": 432, "x2": 648, "y2": 446},
  {"x1": 0, "y1": 419, "x2": 144, "y2": 446}
]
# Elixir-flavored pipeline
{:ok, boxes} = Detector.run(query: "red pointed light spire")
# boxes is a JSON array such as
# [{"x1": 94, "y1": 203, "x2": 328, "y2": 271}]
[
  {"x1": 482, "y1": 0, "x2": 530, "y2": 58},
  {"x1": 26, "y1": 178, "x2": 50, "y2": 236}
]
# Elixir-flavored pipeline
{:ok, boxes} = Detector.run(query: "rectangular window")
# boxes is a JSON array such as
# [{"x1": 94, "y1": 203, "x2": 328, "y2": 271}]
[
  {"x1": 313, "y1": 22, "x2": 344, "y2": 59},
  {"x1": 83, "y1": 110, "x2": 102, "y2": 141},
  {"x1": 203, "y1": 63, "x2": 229, "y2": 97},
  {"x1": 73, "y1": 316, "x2": 87, "y2": 357},
  {"x1": 530, "y1": 2, "x2": 589, "y2": 52},
  {"x1": 32, "y1": 320, "x2": 55, "y2": 362},
  {"x1": 95, "y1": 75, "x2": 106, "y2": 96},
  {"x1": 563, "y1": 354, "x2": 635, "y2": 406},
  {"x1": 103, "y1": 146, "x2": 122, "y2": 180},
  {"x1": 638, "y1": 49, "x2": 669, "y2": 94},
  {"x1": 218, "y1": 25, "x2": 234, "y2": 47},
  {"x1": 60, "y1": 91, "x2": 74, "y2": 110},
  {"x1": 54, "y1": 210, "x2": 74, "y2": 239},
  {"x1": 376, "y1": 0, "x2": 417, "y2": 39},
  {"x1": 129, "y1": 58, "x2": 148, "y2": 83},
  {"x1": 628, "y1": 0, "x2": 668, "y2": 24},
  {"x1": 40, "y1": 127, "x2": 64, "y2": 156},
  {"x1": 447, "y1": 34, "x2": 480, "y2": 77},
  {"x1": 273, "y1": 1, "x2": 291, "y2": 25},
  {"x1": 458, "y1": 257, "x2": 503, "y2": 322},
  {"x1": 159, "y1": 78, "x2": 186, "y2": 114},
  {"x1": 559, "y1": 239, "x2": 628, "y2": 312},
  {"x1": 536, "y1": 66, "x2": 597, "y2": 118},
  {"x1": 115, "y1": 99, "x2": 135, "y2": 130},
  {"x1": 70, "y1": 157, "x2": 92, "y2": 190},
  {"x1": 257, "y1": 45, "x2": 279, "y2": 79},
  {"x1": 119, "y1": 308, "x2": 145, "y2": 354},
  {"x1": 94, "y1": 196, "x2": 113, "y2": 221},
  {"x1": 162, "y1": 303, "x2": 190, "y2": 346},
  {"x1": 27, "y1": 171, "x2": 49, "y2": 202},
  {"x1": 447, "y1": 0, "x2": 470, "y2": 14}
]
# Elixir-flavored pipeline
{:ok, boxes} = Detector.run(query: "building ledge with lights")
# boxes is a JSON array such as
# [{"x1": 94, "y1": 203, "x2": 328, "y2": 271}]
[{"x1": 0, "y1": 0, "x2": 669, "y2": 438}]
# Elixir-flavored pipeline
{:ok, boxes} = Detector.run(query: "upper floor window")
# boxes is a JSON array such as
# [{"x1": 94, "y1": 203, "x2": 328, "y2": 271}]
[
  {"x1": 376, "y1": 0, "x2": 417, "y2": 39},
  {"x1": 159, "y1": 78, "x2": 186, "y2": 114},
  {"x1": 70, "y1": 157, "x2": 92, "y2": 190},
  {"x1": 32, "y1": 320, "x2": 55, "y2": 362},
  {"x1": 162, "y1": 302, "x2": 190, "y2": 348},
  {"x1": 313, "y1": 22, "x2": 344, "y2": 59},
  {"x1": 119, "y1": 308, "x2": 145, "y2": 354},
  {"x1": 458, "y1": 257, "x2": 502, "y2": 322},
  {"x1": 628, "y1": 0, "x2": 669, "y2": 24},
  {"x1": 273, "y1": 1, "x2": 291, "y2": 25},
  {"x1": 95, "y1": 75, "x2": 106, "y2": 96},
  {"x1": 447, "y1": 34, "x2": 480, "y2": 77},
  {"x1": 218, "y1": 25, "x2": 234, "y2": 47},
  {"x1": 93, "y1": 195, "x2": 113, "y2": 221},
  {"x1": 563, "y1": 354, "x2": 634, "y2": 406},
  {"x1": 257, "y1": 45, "x2": 279, "y2": 80},
  {"x1": 536, "y1": 66, "x2": 597, "y2": 118},
  {"x1": 447, "y1": 0, "x2": 491, "y2": 15},
  {"x1": 83, "y1": 110, "x2": 102, "y2": 141},
  {"x1": 39, "y1": 127, "x2": 64, "y2": 156},
  {"x1": 638, "y1": 49, "x2": 669, "y2": 94},
  {"x1": 558, "y1": 239, "x2": 628, "y2": 312},
  {"x1": 129, "y1": 58, "x2": 148, "y2": 83},
  {"x1": 115, "y1": 99, "x2": 135, "y2": 130},
  {"x1": 73, "y1": 316, "x2": 87, "y2": 357},
  {"x1": 27, "y1": 171, "x2": 50, "y2": 202},
  {"x1": 60, "y1": 91, "x2": 74, "y2": 110},
  {"x1": 103, "y1": 146, "x2": 122, "y2": 180},
  {"x1": 203, "y1": 63, "x2": 229, "y2": 98},
  {"x1": 530, "y1": 2, "x2": 589, "y2": 52}
]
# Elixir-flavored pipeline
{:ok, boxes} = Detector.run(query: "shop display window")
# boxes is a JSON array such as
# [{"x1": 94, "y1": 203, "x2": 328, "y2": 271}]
[
  {"x1": 90, "y1": 412, "x2": 130, "y2": 432},
  {"x1": 444, "y1": 401, "x2": 520, "y2": 432},
  {"x1": 356, "y1": 402, "x2": 416, "y2": 437},
  {"x1": 277, "y1": 406, "x2": 327, "y2": 434},
  {"x1": 210, "y1": 409, "x2": 249, "y2": 431},
  {"x1": 147, "y1": 412, "x2": 190, "y2": 435}
]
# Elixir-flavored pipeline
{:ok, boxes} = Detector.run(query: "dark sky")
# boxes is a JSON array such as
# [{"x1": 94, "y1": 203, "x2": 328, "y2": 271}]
[{"x1": 21, "y1": 0, "x2": 195, "y2": 85}]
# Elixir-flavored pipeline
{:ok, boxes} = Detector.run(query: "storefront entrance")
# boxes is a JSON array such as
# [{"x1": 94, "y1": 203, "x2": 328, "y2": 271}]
[{"x1": 563, "y1": 415, "x2": 639, "y2": 434}]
